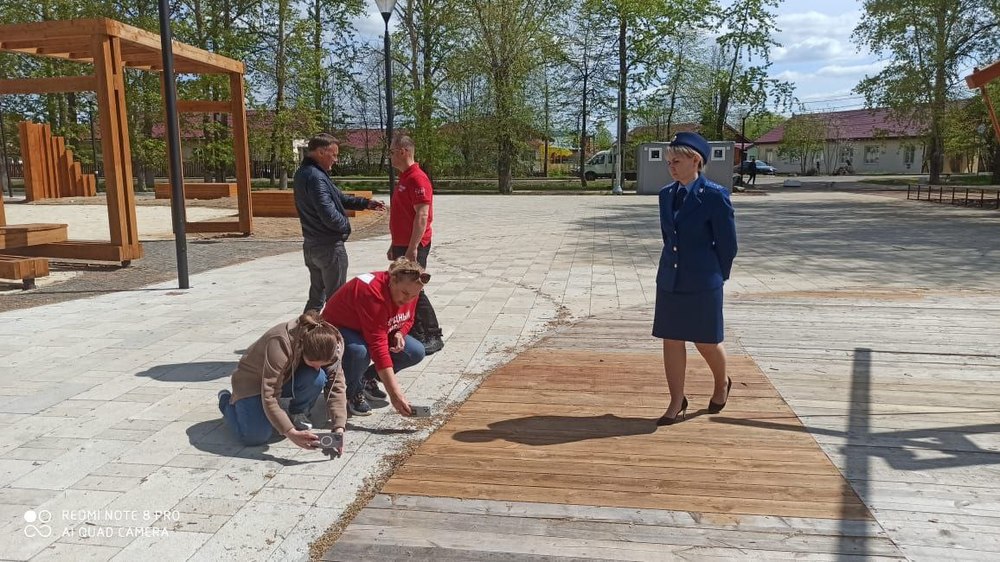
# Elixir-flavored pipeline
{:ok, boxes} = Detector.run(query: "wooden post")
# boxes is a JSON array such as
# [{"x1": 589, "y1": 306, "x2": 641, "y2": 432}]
[
  {"x1": 17, "y1": 122, "x2": 39, "y2": 201},
  {"x1": 230, "y1": 72, "x2": 253, "y2": 235},
  {"x1": 158, "y1": 72, "x2": 185, "y2": 201},
  {"x1": 93, "y1": 34, "x2": 140, "y2": 261}
]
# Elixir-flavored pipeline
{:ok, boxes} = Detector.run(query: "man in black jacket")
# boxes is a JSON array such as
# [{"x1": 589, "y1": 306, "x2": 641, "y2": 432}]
[{"x1": 294, "y1": 134, "x2": 385, "y2": 313}]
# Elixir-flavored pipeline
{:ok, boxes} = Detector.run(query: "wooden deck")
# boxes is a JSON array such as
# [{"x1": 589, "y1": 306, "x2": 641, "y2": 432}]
[{"x1": 325, "y1": 308, "x2": 902, "y2": 560}]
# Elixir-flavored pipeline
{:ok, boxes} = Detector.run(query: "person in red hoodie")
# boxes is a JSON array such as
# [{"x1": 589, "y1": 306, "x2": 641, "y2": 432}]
[{"x1": 321, "y1": 258, "x2": 428, "y2": 416}]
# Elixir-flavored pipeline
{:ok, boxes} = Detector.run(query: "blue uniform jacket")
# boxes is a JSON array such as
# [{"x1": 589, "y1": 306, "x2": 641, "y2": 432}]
[
  {"x1": 656, "y1": 175, "x2": 738, "y2": 293},
  {"x1": 293, "y1": 157, "x2": 369, "y2": 246}
]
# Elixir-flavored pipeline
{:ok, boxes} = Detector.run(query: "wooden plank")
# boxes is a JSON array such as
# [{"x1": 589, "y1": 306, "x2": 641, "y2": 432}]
[
  {"x1": 93, "y1": 33, "x2": 140, "y2": 261},
  {"x1": 251, "y1": 189, "x2": 372, "y2": 218},
  {"x1": 106, "y1": 20, "x2": 244, "y2": 74},
  {"x1": 153, "y1": 182, "x2": 237, "y2": 200},
  {"x1": 17, "y1": 122, "x2": 42, "y2": 202},
  {"x1": 229, "y1": 73, "x2": 253, "y2": 235},
  {"x1": 966, "y1": 59, "x2": 1000, "y2": 89},
  {"x1": 185, "y1": 221, "x2": 242, "y2": 234},
  {"x1": 0, "y1": 224, "x2": 68, "y2": 250},
  {"x1": 350, "y1": 507, "x2": 900, "y2": 556},
  {"x1": 176, "y1": 100, "x2": 232, "y2": 114},
  {"x1": 0, "y1": 19, "x2": 107, "y2": 43},
  {"x1": 44, "y1": 125, "x2": 59, "y2": 199},
  {"x1": 0, "y1": 255, "x2": 49, "y2": 282},
  {"x1": 6, "y1": 241, "x2": 138, "y2": 262},
  {"x1": 0, "y1": 75, "x2": 97, "y2": 95}
]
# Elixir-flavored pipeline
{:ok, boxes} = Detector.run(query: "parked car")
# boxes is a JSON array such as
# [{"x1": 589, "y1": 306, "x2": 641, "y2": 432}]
[{"x1": 735, "y1": 160, "x2": 776, "y2": 175}]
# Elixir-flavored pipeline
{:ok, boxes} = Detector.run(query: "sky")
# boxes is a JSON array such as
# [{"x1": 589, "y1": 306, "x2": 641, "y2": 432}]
[
  {"x1": 351, "y1": 0, "x2": 884, "y2": 115},
  {"x1": 765, "y1": 0, "x2": 883, "y2": 113}
]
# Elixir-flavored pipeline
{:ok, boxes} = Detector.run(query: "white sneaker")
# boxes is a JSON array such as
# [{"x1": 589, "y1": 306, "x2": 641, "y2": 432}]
[{"x1": 291, "y1": 413, "x2": 313, "y2": 430}]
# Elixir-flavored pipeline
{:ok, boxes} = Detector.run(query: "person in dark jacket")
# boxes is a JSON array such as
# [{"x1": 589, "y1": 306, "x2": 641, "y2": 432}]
[
  {"x1": 654, "y1": 132, "x2": 738, "y2": 427},
  {"x1": 294, "y1": 133, "x2": 386, "y2": 313}
]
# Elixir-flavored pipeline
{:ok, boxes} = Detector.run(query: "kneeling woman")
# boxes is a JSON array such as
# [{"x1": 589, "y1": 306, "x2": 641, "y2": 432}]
[
  {"x1": 321, "y1": 258, "x2": 427, "y2": 417},
  {"x1": 218, "y1": 311, "x2": 346, "y2": 451}
]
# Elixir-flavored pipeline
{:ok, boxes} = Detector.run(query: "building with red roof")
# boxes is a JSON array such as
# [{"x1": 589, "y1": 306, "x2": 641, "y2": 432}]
[{"x1": 753, "y1": 106, "x2": 976, "y2": 175}]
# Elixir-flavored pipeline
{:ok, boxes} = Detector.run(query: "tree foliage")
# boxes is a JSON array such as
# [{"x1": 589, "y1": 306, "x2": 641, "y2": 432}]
[{"x1": 852, "y1": 0, "x2": 1000, "y2": 183}]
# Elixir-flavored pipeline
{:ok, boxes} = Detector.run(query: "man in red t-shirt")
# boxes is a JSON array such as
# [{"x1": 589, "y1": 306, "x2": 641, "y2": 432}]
[{"x1": 386, "y1": 134, "x2": 443, "y2": 355}]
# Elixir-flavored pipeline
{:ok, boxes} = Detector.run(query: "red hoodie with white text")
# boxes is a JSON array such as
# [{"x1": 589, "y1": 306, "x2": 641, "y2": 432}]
[{"x1": 321, "y1": 271, "x2": 416, "y2": 370}]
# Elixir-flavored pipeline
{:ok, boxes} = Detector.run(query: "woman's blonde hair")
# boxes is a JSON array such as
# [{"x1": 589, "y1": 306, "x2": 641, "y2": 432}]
[
  {"x1": 281, "y1": 311, "x2": 343, "y2": 380},
  {"x1": 667, "y1": 145, "x2": 704, "y2": 171}
]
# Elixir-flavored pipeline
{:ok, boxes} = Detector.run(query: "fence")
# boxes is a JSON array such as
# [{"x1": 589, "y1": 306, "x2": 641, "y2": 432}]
[{"x1": 907, "y1": 183, "x2": 1000, "y2": 210}]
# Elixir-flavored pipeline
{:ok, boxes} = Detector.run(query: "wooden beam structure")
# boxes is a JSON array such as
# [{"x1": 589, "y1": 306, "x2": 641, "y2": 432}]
[
  {"x1": 965, "y1": 61, "x2": 1000, "y2": 141},
  {"x1": 0, "y1": 17, "x2": 253, "y2": 261},
  {"x1": 0, "y1": 76, "x2": 96, "y2": 95},
  {"x1": 0, "y1": 18, "x2": 244, "y2": 75},
  {"x1": 176, "y1": 100, "x2": 233, "y2": 114}
]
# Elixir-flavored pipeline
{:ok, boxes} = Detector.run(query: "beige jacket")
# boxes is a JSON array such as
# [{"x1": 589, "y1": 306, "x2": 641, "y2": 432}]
[{"x1": 228, "y1": 318, "x2": 347, "y2": 434}]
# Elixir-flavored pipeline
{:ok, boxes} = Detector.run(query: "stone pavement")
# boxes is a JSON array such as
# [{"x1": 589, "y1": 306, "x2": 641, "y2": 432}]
[{"x1": 1, "y1": 190, "x2": 999, "y2": 560}]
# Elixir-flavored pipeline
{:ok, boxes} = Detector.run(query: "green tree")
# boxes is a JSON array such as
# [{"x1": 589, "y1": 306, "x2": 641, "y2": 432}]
[
  {"x1": 395, "y1": 0, "x2": 462, "y2": 177},
  {"x1": 586, "y1": 0, "x2": 714, "y2": 183},
  {"x1": 712, "y1": 0, "x2": 794, "y2": 140},
  {"x1": 778, "y1": 113, "x2": 827, "y2": 174},
  {"x1": 853, "y1": 0, "x2": 1000, "y2": 184},
  {"x1": 461, "y1": 0, "x2": 566, "y2": 193}
]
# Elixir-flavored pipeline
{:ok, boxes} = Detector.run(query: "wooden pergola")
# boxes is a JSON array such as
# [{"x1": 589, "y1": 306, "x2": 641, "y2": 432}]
[
  {"x1": 0, "y1": 18, "x2": 253, "y2": 265},
  {"x1": 966, "y1": 60, "x2": 1000, "y2": 142}
]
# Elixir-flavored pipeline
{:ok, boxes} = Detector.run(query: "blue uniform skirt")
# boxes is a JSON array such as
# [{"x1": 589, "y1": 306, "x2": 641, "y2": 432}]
[{"x1": 652, "y1": 286, "x2": 724, "y2": 343}]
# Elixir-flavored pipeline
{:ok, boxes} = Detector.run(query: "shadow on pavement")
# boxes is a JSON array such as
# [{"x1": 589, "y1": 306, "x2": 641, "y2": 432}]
[
  {"x1": 453, "y1": 414, "x2": 657, "y2": 446},
  {"x1": 135, "y1": 360, "x2": 235, "y2": 382}
]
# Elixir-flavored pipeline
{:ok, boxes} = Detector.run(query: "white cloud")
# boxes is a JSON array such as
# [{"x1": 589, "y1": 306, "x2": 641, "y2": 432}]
[
  {"x1": 815, "y1": 60, "x2": 889, "y2": 78},
  {"x1": 772, "y1": 10, "x2": 868, "y2": 64}
]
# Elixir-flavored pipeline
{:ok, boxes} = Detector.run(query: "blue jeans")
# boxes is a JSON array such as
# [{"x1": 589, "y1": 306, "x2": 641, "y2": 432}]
[
  {"x1": 221, "y1": 364, "x2": 327, "y2": 446},
  {"x1": 339, "y1": 327, "x2": 425, "y2": 399}
]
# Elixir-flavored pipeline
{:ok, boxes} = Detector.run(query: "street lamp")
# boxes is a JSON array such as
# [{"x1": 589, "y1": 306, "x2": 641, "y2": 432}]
[
  {"x1": 158, "y1": 0, "x2": 190, "y2": 289},
  {"x1": 375, "y1": 0, "x2": 397, "y2": 195}
]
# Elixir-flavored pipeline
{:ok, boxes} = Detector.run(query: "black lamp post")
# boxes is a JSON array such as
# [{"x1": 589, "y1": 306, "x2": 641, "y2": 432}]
[
  {"x1": 375, "y1": 0, "x2": 397, "y2": 195},
  {"x1": 158, "y1": 0, "x2": 190, "y2": 289}
]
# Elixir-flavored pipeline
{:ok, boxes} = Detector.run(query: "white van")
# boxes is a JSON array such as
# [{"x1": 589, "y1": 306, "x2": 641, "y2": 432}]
[{"x1": 582, "y1": 148, "x2": 636, "y2": 181}]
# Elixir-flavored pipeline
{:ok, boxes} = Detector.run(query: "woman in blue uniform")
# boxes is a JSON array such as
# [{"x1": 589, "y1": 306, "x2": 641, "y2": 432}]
[{"x1": 654, "y1": 132, "x2": 738, "y2": 426}]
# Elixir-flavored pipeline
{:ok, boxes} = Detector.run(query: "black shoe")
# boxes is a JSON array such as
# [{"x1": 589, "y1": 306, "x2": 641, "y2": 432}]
[
  {"x1": 656, "y1": 397, "x2": 688, "y2": 426},
  {"x1": 348, "y1": 393, "x2": 372, "y2": 416},
  {"x1": 707, "y1": 378, "x2": 732, "y2": 414},
  {"x1": 422, "y1": 335, "x2": 444, "y2": 355},
  {"x1": 363, "y1": 377, "x2": 387, "y2": 401}
]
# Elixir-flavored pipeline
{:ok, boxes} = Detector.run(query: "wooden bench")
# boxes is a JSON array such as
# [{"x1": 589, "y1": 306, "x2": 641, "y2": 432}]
[
  {"x1": 154, "y1": 182, "x2": 239, "y2": 200},
  {"x1": 0, "y1": 223, "x2": 69, "y2": 250},
  {"x1": 0, "y1": 254, "x2": 50, "y2": 290},
  {"x1": 251, "y1": 190, "x2": 373, "y2": 218}
]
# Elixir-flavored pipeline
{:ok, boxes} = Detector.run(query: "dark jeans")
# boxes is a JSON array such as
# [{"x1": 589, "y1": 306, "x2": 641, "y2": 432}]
[
  {"x1": 303, "y1": 241, "x2": 348, "y2": 313},
  {"x1": 390, "y1": 244, "x2": 441, "y2": 339},
  {"x1": 221, "y1": 364, "x2": 327, "y2": 446},
  {"x1": 339, "y1": 327, "x2": 425, "y2": 399}
]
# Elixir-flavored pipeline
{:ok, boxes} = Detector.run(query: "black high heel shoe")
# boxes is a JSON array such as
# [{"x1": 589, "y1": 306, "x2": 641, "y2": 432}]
[
  {"x1": 707, "y1": 378, "x2": 732, "y2": 414},
  {"x1": 656, "y1": 397, "x2": 688, "y2": 426}
]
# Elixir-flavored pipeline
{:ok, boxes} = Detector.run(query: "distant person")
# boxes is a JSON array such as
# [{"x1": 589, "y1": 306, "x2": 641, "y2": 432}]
[
  {"x1": 748, "y1": 159, "x2": 757, "y2": 186},
  {"x1": 816, "y1": 159, "x2": 822, "y2": 173},
  {"x1": 654, "y1": 132, "x2": 738, "y2": 426},
  {"x1": 386, "y1": 134, "x2": 444, "y2": 356},
  {"x1": 293, "y1": 133, "x2": 386, "y2": 313},
  {"x1": 217, "y1": 311, "x2": 346, "y2": 452},
  {"x1": 321, "y1": 258, "x2": 428, "y2": 417}
]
